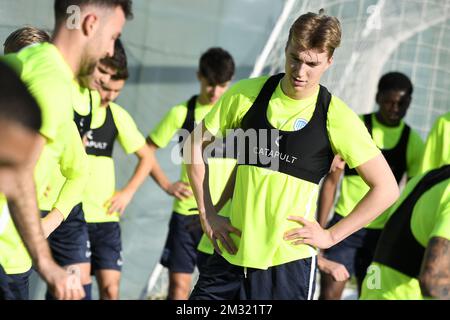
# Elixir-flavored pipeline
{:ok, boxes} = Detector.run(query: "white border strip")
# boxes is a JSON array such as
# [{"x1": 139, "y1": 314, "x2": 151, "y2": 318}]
[{"x1": 307, "y1": 254, "x2": 316, "y2": 300}]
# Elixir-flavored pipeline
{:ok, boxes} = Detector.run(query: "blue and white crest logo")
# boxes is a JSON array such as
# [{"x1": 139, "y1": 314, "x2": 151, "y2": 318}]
[{"x1": 294, "y1": 119, "x2": 308, "y2": 131}]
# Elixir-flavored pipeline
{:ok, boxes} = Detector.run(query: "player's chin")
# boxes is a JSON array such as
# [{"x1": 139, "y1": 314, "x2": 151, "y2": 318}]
[{"x1": 388, "y1": 116, "x2": 401, "y2": 124}]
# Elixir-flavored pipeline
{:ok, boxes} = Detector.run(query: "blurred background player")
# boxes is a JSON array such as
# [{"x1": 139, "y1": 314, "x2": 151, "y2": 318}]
[
  {"x1": 317, "y1": 72, "x2": 425, "y2": 299},
  {"x1": 360, "y1": 111, "x2": 449, "y2": 300},
  {"x1": 0, "y1": 0, "x2": 132, "y2": 299},
  {"x1": 147, "y1": 47, "x2": 235, "y2": 300},
  {"x1": 3, "y1": 26, "x2": 50, "y2": 54},
  {"x1": 1, "y1": 25, "x2": 89, "y2": 300},
  {"x1": 360, "y1": 165, "x2": 449, "y2": 300},
  {"x1": 0, "y1": 61, "x2": 84, "y2": 300},
  {"x1": 78, "y1": 40, "x2": 152, "y2": 300}
]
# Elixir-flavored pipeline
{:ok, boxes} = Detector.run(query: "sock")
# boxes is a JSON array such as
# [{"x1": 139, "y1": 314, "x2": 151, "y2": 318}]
[{"x1": 82, "y1": 283, "x2": 92, "y2": 300}]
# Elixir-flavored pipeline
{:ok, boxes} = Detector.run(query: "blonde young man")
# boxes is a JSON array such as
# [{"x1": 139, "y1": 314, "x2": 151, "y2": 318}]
[{"x1": 186, "y1": 11, "x2": 399, "y2": 300}]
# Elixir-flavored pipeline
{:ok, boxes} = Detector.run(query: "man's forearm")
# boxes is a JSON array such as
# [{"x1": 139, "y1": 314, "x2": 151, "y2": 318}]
[
  {"x1": 149, "y1": 160, "x2": 172, "y2": 191},
  {"x1": 202, "y1": 161, "x2": 217, "y2": 215},
  {"x1": 41, "y1": 208, "x2": 64, "y2": 238},
  {"x1": 124, "y1": 147, "x2": 153, "y2": 194},
  {"x1": 187, "y1": 160, "x2": 207, "y2": 214},
  {"x1": 7, "y1": 170, "x2": 53, "y2": 271},
  {"x1": 317, "y1": 179, "x2": 336, "y2": 228},
  {"x1": 317, "y1": 169, "x2": 341, "y2": 227},
  {"x1": 419, "y1": 237, "x2": 450, "y2": 299},
  {"x1": 147, "y1": 142, "x2": 172, "y2": 191},
  {"x1": 185, "y1": 123, "x2": 211, "y2": 216},
  {"x1": 327, "y1": 154, "x2": 399, "y2": 245},
  {"x1": 328, "y1": 184, "x2": 398, "y2": 244}
]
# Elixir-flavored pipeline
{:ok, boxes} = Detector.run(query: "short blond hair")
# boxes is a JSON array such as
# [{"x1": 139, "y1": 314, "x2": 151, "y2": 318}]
[
  {"x1": 3, "y1": 26, "x2": 50, "y2": 54},
  {"x1": 287, "y1": 9, "x2": 342, "y2": 57}
]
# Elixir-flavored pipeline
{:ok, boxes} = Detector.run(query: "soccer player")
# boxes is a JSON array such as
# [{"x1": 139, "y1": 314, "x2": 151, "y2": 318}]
[
  {"x1": 80, "y1": 40, "x2": 152, "y2": 300},
  {"x1": 186, "y1": 10, "x2": 399, "y2": 300},
  {"x1": 360, "y1": 164, "x2": 449, "y2": 300},
  {"x1": 0, "y1": 61, "x2": 84, "y2": 300},
  {"x1": 0, "y1": 0, "x2": 132, "y2": 299},
  {"x1": 420, "y1": 112, "x2": 449, "y2": 173},
  {"x1": 147, "y1": 47, "x2": 236, "y2": 299},
  {"x1": 3, "y1": 26, "x2": 50, "y2": 54},
  {"x1": 317, "y1": 72, "x2": 425, "y2": 299}
]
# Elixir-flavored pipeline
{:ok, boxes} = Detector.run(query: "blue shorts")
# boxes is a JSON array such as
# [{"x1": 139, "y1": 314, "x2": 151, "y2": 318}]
[
  {"x1": 0, "y1": 265, "x2": 31, "y2": 300},
  {"x1": 160, "y1": 212, "x2": 203, "y2": 273},
  {"x1": 0, "y1": 264, "x2": 11, "y2": 300},
  {"x1": 323, "y1": 213, "x2": 381, "y2": 281},
  {"x1": 190, "y1": 254, "x2": 317, "y2": 300},
  {"x1": 41, "y1": 203, "x2": 91, "y2": 267},
  {"x1": 87, "y1": 222, "x2": 123, "y2": 272},
  {"x1": 196, "y1": 252, "x2": 212, "y2": 275}
]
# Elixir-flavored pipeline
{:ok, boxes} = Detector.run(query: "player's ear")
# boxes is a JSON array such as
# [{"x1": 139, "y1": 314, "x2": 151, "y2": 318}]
[
  {"x1": 375, "y1": 92, "x2": 381, "y2": 105},
  {"x1": 328, "y1": 55, "x2": 334, "y2": 65},
  {"x1": 81, "y1": 13, "x2": 100, "y2": 38},
  {"x1": 324, "y1": 55, "x2": 333, "y2": 72}
]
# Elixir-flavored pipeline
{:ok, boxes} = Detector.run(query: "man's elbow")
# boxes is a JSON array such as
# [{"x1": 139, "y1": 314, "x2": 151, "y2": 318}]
[
  {"x1": 386, "y1": 182, "x2": 400, "y2": 206},
  {"x1": 378, "y1": 174, "x2": 400, "y2": 207},
  {"x1": 419, "y1": 276, "x2": 435, "y2": 298},
  {"x1": 140, "y1": 145, "x2": 153, "y2": 161}
]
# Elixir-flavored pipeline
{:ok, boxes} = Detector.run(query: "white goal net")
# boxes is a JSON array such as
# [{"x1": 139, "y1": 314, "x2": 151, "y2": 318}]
[{"x1": 251, "y1": 0, "x2": 450, "y2": 139}]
